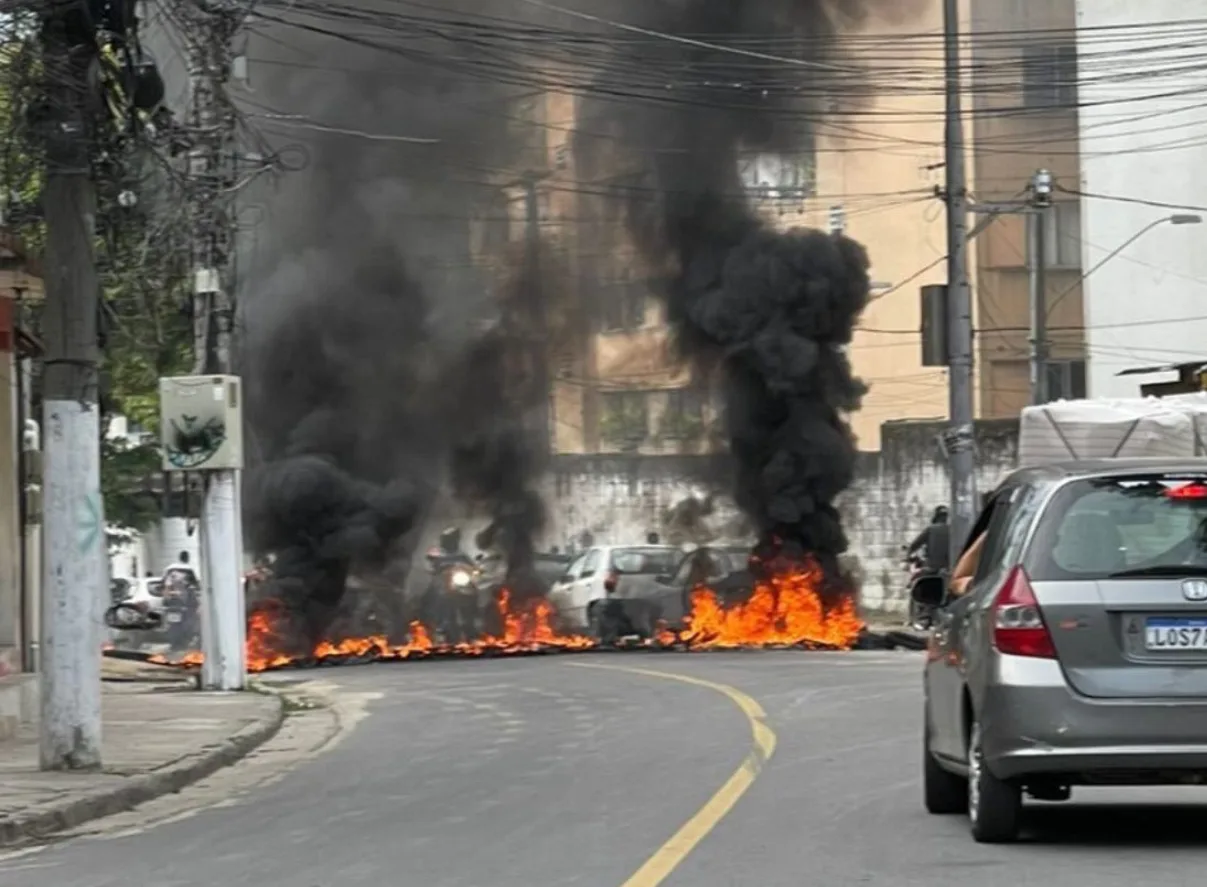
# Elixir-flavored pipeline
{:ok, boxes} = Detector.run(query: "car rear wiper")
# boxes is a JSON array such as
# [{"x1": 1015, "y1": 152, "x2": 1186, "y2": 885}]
[{"x1": 1107, "y1": 565, "x2": 1207, "y2": 578}]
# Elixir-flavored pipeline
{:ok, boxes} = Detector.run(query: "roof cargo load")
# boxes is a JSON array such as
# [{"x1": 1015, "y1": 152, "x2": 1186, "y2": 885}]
[{"x1": 1017, "y1": 395, "x2": 1207, "y2": 466}]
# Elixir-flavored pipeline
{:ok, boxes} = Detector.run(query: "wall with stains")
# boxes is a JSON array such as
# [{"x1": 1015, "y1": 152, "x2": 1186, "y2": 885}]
[{"x1": 538, "y1": 418, "x2": 1020, "y2": 615}]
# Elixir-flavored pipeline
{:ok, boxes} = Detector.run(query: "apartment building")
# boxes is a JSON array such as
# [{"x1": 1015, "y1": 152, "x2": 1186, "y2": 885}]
[
  {"x1": 504, "y1": 7, "x2": 955, "y2": 455},
  {"x1": 967, "y1": 0, "x2": 1086, "y2": 415},
  {"x1": 1073, "y1": 0, "x2": 1207, "y2": 398},
  {"x1": 480, "y1": 0, "x2": 1087, "y2": 455}
]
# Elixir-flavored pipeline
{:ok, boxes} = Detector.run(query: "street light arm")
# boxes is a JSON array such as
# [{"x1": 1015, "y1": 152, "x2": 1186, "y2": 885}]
[{"x1": 1045, "y1": 214, "x2": 1200, "y2": 321}]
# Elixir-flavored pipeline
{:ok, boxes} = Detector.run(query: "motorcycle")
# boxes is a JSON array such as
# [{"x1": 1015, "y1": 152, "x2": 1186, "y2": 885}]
[
  {"x1": 903, "y1": 548, "x2": 943, "y2": 631},
  {"x1": 424, "y1": 549, "x2": 480, "y2": 644},
  {"x1": 160, "y1": 572, "x2": 201, "y2": 649}
]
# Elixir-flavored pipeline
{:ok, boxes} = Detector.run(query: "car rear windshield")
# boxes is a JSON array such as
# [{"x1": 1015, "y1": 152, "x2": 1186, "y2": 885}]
[
  {"x1": 610, "y1": 548, "x2": 678, "y2": 574},
  {"x1": 1029, "y1": 473, "x2": 1207, "y2": 580}
]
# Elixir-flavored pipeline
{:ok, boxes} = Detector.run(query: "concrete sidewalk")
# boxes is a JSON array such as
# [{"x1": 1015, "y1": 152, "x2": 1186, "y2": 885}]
[{"x1": 0, "y1": 677, "x2": 283, "y2": 847}]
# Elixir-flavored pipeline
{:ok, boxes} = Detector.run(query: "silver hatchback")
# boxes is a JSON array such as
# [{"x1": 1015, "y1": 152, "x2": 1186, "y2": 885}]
[{"x1": 914, "y1": 460, "x2": 1207, "y2": 843}]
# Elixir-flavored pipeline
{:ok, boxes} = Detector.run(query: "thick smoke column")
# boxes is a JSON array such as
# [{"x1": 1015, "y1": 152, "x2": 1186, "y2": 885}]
[
  {"x1": 237, "y1": 1, "x2": 553, "y2": 646},
  {"x1": 442, "y1": 256, "x2": 550, "y2": 599},
  {"x1": 577, "y1": 0, "x2": 882, "y2": 592}
]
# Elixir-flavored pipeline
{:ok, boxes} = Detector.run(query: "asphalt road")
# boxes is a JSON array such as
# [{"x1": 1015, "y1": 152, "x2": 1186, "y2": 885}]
[{"x1": 3, "y1": 650, "x2": 1207, "y2": 886}]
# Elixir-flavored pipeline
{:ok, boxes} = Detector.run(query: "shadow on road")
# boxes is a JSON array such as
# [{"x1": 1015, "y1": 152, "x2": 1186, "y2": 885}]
[{"x1": 1023, "y1": 801, "x2": 1207, "y2": 847}]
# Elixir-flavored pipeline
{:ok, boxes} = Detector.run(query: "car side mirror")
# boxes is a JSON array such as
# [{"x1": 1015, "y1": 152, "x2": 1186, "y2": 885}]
[{"x1": 910, "y1": 575, "x2": 947, "y2": 608}]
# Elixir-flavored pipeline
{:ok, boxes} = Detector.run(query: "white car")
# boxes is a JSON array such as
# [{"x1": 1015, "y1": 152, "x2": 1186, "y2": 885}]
[
  {"x1": 128, "y1": 577, "x2": 165, "y2": 616},
  {"x1": 549, "y1": 545, "x2": 680, "y2": 633}
]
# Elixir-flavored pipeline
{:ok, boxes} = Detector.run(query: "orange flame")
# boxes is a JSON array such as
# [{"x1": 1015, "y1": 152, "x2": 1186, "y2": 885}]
[
  {"x1": 142, "y1": 557, "x2": 862, "y2": 671},
  {"x1": 680, "y1": 558, "x2": 863, "y2": 650}
]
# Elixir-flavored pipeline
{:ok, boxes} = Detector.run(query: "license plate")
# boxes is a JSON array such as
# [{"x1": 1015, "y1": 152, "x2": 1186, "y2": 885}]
[
  {"x1": 166, "y1": 612, "x2": 182, "y2": 623},
  {"x1": 1145, "y1": 618, "x2": 1207, "y2": 650}
]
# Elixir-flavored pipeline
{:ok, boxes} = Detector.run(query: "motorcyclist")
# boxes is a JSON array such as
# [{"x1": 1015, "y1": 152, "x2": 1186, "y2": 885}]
[
  {"x1": 425, "y1": 527, "x2": 478, "y2": 643},
  {"x1": 160, "y1": 551, "x2": 200, "y2": 646},
  {"x1": 906, "y1": 506, "x2": 951, "y2": 573},
  {"x1": 904, "y1": 507, "x2": 949, "y2": 630}
]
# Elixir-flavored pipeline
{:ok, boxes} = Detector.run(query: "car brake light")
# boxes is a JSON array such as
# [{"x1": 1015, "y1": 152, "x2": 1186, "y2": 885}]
[
  {"x1": 992, "y1": 565, "x2": 1056, "y2": 658},
  {"x1": 604, "y1": 570, "x2": 619, "y2": 592},
  {"x1": 1166, "y1": 482, "x2": 1207, "y2": 499}
]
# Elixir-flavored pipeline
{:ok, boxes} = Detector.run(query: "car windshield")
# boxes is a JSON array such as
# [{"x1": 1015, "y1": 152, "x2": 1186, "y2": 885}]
[
  {"x1": 610, "y1": 547, "x2": 678, "y2": 574},
  {"x1": 1031, "y1": 474, "x2": 1207, "y2": 580}
]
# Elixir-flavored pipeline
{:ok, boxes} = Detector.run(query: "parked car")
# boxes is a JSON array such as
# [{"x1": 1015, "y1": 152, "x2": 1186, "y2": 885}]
[
  {"x1": 610, "y1": 545, "x2": 754, "y2": 633},
  {"x1": 548, "y1": 545, "x2": 680, "y2": 635},
  {"x1": 914, "y1": 459, "x2": 1207, "y2": 843}
]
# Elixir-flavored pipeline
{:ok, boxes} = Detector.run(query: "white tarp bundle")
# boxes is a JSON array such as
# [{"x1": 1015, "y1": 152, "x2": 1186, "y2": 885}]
[{"x1": 1017, "y1": 395, "x2": 1207, "y2": 467}]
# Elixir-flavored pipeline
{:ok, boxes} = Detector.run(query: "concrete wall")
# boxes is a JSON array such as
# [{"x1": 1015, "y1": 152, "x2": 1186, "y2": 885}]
[
  {"x1": 1075, "y1": 0, "x2": 1207, "y2": 397},
  {"x1": 537, "y1": 418, "x2": 1019, "y2": 615}
]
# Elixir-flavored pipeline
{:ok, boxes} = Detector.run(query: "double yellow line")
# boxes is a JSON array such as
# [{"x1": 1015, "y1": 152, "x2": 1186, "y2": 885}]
[{"x1": 568, "y1": 662, "x2": 778, "y2": 887}]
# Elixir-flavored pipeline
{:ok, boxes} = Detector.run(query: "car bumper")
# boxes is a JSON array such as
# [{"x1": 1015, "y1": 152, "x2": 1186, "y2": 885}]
[{"x1": 982, "y1": 655, "x2": 1207, "y2": 780}]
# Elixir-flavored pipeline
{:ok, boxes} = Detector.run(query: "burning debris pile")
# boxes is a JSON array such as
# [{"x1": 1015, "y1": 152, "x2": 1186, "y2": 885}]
[{"x1": 203, "y1": 0, "x2": 908, "y2": 671}]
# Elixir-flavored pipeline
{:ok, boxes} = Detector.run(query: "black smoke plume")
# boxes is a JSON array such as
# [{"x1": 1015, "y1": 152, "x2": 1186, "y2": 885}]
[
  {"x1": 576, "y1": 0, "x2": 881, "y2": 596},
  {"x1": 442, "y1": 257, "x2": 551, "y2": 601},
  {"x1": 236, "y1": 1, "x2": 555, "y2": 646}
]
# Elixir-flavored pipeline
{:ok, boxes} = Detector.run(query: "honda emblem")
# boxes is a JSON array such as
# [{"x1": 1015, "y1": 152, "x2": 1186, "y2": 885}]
[{"x1": 1182, "y1": 579, "x2": 1207, "y2": 602}]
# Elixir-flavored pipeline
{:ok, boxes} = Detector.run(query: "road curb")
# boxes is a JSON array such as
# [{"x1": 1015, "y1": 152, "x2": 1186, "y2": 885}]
[{"x1": 0, "y1": 691, "x2": 286, "y2": 848}]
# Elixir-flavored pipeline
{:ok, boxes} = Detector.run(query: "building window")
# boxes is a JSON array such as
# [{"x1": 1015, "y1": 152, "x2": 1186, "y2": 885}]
[
  {"x1": 599, "y1": 391, "x2": 649, "y2": 447},
  {"x1": 1046, "y1": 359, "x2": 1087, "y2": 401},
  {"x1": 660, "y1": 387, "x2": 706, "y2": 439},
  {"x1": 1022, "y1": 44, "x2": 1077, "y2": 110},
  {"x1": 600, "y1": 268, "x2": 647, "y2": 331},
  {"x1": 738, "y1": 150, "x2": 816, "y2": 200},
  {"x1": 1026, "y1": 200, "x2": 1081, "y2": 268}
]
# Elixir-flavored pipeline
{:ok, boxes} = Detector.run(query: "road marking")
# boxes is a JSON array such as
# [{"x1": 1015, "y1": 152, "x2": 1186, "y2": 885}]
[{"x1": 567, "y1": 662, "x2": 776, "y2": 887}]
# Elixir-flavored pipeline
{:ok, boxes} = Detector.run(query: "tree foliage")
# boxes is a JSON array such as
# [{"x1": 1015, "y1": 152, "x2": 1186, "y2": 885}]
[{"x1": 1, "y1": 22, "x2": 194, "y2": 532}]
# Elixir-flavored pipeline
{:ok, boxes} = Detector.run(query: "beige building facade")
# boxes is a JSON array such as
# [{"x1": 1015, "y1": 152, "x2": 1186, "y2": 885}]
[
  {"x1": 969, "y1": 0, "x2": 1085, "y2": 416},
  {"x1": 478, "y1": 0, "x2": 1084, "y2": 455}
]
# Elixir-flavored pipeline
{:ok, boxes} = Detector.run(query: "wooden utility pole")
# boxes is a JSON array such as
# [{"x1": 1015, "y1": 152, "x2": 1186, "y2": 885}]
[{"x1": 38, "y1": 2, "x2": 105, "y2": 770}]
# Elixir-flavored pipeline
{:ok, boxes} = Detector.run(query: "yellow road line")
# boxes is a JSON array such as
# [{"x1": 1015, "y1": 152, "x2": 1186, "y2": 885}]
[{"x1": 567, "y1": 661, "x2": 777, "y2": 887}]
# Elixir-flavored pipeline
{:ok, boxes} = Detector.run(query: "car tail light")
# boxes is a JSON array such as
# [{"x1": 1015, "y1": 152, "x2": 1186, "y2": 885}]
[
  {"x1": 604, "y1": 570, "x2": 619, "y2": 593},
  {"x1": 1166, "y1": 482, "x2": 1207, "y2": 499},
  {"x1": 992, "y1": 565, "x2": 1056, "y2": 658}
]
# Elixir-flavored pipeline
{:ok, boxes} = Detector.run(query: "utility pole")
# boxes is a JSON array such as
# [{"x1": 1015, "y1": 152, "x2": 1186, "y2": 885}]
[
  {"x1": 38, "y1": 4, "x2": 104, "y2": 769},
  {"x1": 184, "y1": 2, "x2": 245, "y2": 690},
  {"x1": 522, "y1": 173, "x2": 551, "y2": 454},
  {"x1": 942, "y1": 0, "x2": 978, "y2": 560},
  {"x1": 1028, "y1": 169, "x2": 1052, "y2": 405}
]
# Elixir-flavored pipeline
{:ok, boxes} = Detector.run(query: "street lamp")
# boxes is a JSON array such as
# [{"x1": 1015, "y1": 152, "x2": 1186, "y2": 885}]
[{"x1": 1046, "y1": 212, "x2": 1203, "y2": 319}]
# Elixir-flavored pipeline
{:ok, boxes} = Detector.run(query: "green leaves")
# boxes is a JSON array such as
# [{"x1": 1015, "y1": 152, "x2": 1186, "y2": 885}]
[{"x1": 1, "y1": 26, "x2": 194, "y2": 533}]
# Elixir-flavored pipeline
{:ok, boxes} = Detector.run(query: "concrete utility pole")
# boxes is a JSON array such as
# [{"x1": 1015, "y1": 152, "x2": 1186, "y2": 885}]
[
  {"x1": 521, "y1": 174, "x2": 551, "y2": 453},
  {"x1": 942, "y1": 0, "x2": 978, "y2": 559},
  {"x1": 1028, "y1": 169, "x2": 1053, "y2": 405},
  {"x1": 184, "y1": 2, "x2": 245, "y2": 690},
  {"x1": 38, "y1": 5, "x2": 105, "y2": 769}
]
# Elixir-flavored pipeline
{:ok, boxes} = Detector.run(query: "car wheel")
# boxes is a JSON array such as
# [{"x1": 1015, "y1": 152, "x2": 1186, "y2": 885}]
[
  {"x1": 967, "y1": 720, "x2": 1022, "y2": 843},
  {"x1": 923, "y1": 715, "x2": 967, "y2": 814}
]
